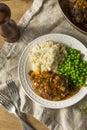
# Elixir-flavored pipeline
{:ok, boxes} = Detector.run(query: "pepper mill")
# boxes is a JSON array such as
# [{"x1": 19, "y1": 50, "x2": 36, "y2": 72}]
[{"x1": 0, "y1": 3, "x2": 20, "y2": 42}]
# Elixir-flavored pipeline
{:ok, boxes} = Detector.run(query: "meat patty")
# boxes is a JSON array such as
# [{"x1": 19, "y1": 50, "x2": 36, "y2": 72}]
[{"x1": 29, "y1": 71, "x2": 69, "y2": 101}]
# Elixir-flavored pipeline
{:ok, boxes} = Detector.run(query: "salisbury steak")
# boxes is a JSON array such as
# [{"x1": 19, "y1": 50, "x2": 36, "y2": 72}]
[{"x1": 29, "y1": 71, "x2": 69, "y2": 101}]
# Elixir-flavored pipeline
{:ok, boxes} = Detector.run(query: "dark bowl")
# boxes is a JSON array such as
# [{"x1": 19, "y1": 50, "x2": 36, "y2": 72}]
[{"x1": 58, "y1": 0, "x2": 87, "y2": 35}]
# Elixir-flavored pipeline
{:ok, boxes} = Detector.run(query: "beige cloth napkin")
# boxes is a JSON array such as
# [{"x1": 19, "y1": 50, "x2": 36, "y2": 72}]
[{"x1": 0, "y1": 0, "x2": 87, "y2": 130}]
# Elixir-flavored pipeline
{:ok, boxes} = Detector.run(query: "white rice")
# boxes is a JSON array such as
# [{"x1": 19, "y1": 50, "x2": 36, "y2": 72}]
[{"x1": 29, "y1": 41, "x2": 67, "y2": 73}]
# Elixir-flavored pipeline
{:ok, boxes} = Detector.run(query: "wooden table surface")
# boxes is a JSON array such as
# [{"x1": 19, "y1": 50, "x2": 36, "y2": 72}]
[
  {"x1": 0, "y1": 1, "x2": 49, "y2": 130},
  {"x1": 0, "y1": 105, "x2": 49, "y2": 130}
]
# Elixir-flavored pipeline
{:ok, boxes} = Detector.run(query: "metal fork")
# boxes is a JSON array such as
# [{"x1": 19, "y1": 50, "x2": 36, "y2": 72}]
[
  {"x1": 0, "y1": 92, "x2": 35, "y2": 130},
  {"x1": 0, "y1": 92, "x2": 16, "y2": 114},
  {"x1": 6, "y1": 80, "x2": 20, "y2": 110}
]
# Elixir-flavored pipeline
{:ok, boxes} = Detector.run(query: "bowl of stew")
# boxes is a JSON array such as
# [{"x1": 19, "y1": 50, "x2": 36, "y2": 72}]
[
  {"x1": 18, "y1": 33, "x2": 87, "y2": 108},
  {"x1": 58, "y1": 0, "x2": 87, "y2": 34}
]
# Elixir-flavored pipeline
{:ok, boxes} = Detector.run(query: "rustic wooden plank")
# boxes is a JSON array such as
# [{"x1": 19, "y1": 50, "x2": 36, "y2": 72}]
[
  {"x1": 0, "y1": 105, "x2": 22, "y2": 130},
  {"x1": 0, "y1": 105, "x2": 49, "y2": 130}
]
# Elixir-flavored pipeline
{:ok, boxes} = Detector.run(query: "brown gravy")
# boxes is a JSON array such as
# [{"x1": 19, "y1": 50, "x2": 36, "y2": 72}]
[
  {"x1": 29, "y1": 71, "x2": 81, "y2": 101},
  {"x1": 64, "y1": 86, "x2": 81, "y2": 100}
]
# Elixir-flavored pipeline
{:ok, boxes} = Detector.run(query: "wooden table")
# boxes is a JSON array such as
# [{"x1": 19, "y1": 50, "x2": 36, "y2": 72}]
[
  {"x1": 0, "y1": 105, "x2": 49, "y2": 130},
  {"x1": 0, "y1": 1, "x2": 49, "y2": 130}
]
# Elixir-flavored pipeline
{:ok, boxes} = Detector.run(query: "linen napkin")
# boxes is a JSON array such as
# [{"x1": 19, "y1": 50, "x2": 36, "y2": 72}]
[{"x1": 0, "y1": 0, "x2": 87, "y2": 130}]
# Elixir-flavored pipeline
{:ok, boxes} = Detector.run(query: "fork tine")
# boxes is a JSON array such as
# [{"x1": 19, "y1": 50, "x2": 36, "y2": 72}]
[
  {"x1": 6, "y1": 80, "x2": 19, "y2": 94},
  {"x1": 0, "y1": 100, "x2": 9, "y2": 110},
  {"x1": 11, "y1": 80, "x2": 19, "y2": 93},
  {"x1": 0, "y1": 93, "x2": 12, "y2": 108},
  {"x1": 0, "y1": 93, "x2": 10, "y2": 104},
  {"x1": 0, "y1": 98, "x2": 9, "y2": 108},
  {"x1": 6, "y1": 80, "x2": 15, "y2": 94},
  {"x1": 6, "y1": 80, "x2": 15, "y2": 98}
]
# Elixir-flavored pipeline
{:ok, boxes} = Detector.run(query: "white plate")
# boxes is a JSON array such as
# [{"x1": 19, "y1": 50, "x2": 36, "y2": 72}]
[{"x1": 18, "y1": 33, "x2": 87, "y2": 109}]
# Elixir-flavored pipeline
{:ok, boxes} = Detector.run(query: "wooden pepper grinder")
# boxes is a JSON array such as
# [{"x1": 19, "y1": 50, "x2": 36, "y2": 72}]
[{"x1": 0, "y1": 3, "x2": 20, "y2": 42}]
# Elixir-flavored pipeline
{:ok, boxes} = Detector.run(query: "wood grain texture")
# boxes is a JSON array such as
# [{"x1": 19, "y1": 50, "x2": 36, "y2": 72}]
[
  {"x1": 0, "y1": 105, "x2": 49, "y2": 130},
  {"x1": 0, "y1": 105, "x2": 22, "y2": 130},
  {"x1": 0, "y1": 0, "x2": 33, "y2": 48}
]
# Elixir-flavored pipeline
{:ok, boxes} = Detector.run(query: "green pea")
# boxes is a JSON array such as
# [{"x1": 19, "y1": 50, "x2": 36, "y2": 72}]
[{"x1": 58, "y1": 47, "x2": 87, "y2": 87}]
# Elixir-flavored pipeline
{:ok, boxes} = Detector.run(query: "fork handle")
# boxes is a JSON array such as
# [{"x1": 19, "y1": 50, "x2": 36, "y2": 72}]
[
  {"x1": 17, "y1": 114, "x2": 35, "y2": 130},
  {"x1": 20, "y1": 118, "x2": 34, "y2": 130}
]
